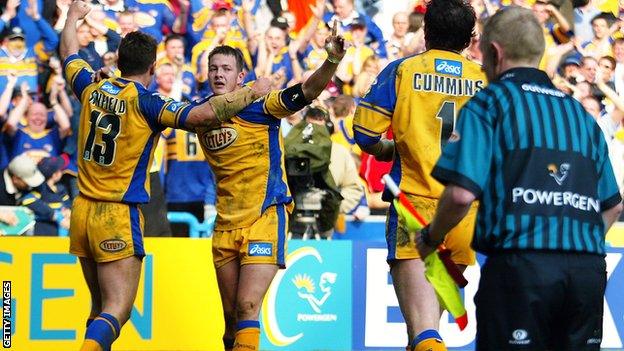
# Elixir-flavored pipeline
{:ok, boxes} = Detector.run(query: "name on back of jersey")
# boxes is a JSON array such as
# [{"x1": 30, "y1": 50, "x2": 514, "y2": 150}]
[
  {"x1": 413, "y1": 72, "x2": 485, "y2": 97},
  {"x1": 89, "y1": 89, "x2": 127, "y2": 115}
]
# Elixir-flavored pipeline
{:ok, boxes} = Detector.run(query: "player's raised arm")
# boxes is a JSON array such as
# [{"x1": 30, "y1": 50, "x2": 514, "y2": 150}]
[
  {"x1": 301, "y1": 21, "x2": 346, "y2": 101},
  {"x1": 183, "y1": 76, "x2": 271, "y2": 130},
  {"x1": 60, "y1": 0, "x2": 91, "y2": 62}
]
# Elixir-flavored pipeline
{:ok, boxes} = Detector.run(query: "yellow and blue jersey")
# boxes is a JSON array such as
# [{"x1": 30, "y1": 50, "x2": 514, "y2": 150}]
[
  {"x1": 163, "y1": 128, "x2": 216, "y2": 204},
  {"x1": 331, "y1": 116, "x2": 360, "y2": 156},
  {"x1": 7, "y1": 127, "x2": 64, "y2": 162},
  {"x1": 63, "y1": 54, "x2": 194, "y2": 204},
  {"x1": 353, "y1": 49, "x2": 487, "y2": 200},
  {"x1": 126, "y1": 0, "x2": 175, "y2": 43},
  {"x1": 196, "y1": 84, "x2": 309, "y2": 230}
]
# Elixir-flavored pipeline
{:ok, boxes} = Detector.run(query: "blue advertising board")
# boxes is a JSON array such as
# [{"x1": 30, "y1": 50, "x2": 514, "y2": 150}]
[{"x1": 260, "y1": 240, "x2": 353, "y2": 351}]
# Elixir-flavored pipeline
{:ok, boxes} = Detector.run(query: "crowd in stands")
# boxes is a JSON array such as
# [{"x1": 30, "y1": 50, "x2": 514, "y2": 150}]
[{"x1": 2, "y1": 0, "x2": 624, "y2": 236}]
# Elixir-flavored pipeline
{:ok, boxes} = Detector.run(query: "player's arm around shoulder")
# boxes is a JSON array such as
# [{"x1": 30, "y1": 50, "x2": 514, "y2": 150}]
[{"x1": 183, "y1": 77, "x2": 272, "y2": 130}]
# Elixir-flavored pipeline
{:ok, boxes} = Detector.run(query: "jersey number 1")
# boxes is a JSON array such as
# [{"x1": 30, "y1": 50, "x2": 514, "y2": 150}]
[
  {"x1": 436, "y1": 101, "x2": 456, "y2": 149},
  {"x1": 83, "y1": 111, "x2": 121, "y2": 166}
]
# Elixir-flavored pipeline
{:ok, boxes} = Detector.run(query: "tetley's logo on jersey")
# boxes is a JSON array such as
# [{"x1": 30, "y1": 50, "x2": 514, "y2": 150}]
[
  {"x1": 435, "y1": 59, "x2": 463, "y2": 77},
  {"x1": 201, "y1": 127, "x2": 238, "y2": 151}
]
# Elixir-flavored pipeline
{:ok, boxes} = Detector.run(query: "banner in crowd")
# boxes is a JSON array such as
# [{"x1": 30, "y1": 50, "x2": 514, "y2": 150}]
[{"x1": 0, "y1": 237, "x2": 223, "y2": 351}]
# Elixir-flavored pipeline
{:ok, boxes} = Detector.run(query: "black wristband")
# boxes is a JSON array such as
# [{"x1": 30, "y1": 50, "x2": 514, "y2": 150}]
[{"x1": 421, "y1": 225, "x2": 443, "y2": 248}]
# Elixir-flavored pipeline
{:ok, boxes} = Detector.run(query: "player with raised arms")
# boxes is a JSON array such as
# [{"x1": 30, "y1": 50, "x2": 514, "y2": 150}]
[{"x1": 194, "y1": 21, "x2": 346, "y2": 351}]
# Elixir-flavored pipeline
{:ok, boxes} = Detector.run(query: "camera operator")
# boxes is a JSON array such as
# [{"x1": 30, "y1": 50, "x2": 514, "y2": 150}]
[{"x1": 285, "y1": 107, "x2": 364, "y2": 239}]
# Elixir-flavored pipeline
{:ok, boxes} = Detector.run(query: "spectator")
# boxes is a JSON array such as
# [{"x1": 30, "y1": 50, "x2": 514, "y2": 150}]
[
  {"x1": 581, "y1": 12, "x2": 616, "y2": 58},
  {"x1": 330, "y1": 94, "x2": 360, "y2": 157},
  {"x1": 156, "y1": 34, "x2": 196, "y2": 100},
  {"x1": 125, "y1": 0, "x2": 176, "y2": 43},
  {"x1": 0, "y1": 23, "x2": 57, "y2": 93},
  {"x1": 0, "y1": 153, "x2": 44, "y2": 206},
  {"x1": 352, "y1": 54, "x2": 381, "y2": 98},
  {"x1": 192, "y1": 6, "x2": 251, "y2": 88},
  {"x1": 76, "y1": 22, "x2": 103, "y2": 69},
  {"x1": 532, "y1": 0, "x2": 572, "y2": 70},
  {"x1": 574, "y1": 0, "x2": 601, "y2": 43},
  {"x1": 19, "y1": 156, "x2": 70, "y2": 235},
  {"x1": 117, "y1": 11, "x2": 138, "y2": 37},
  {"x1": 613, "y1": 38, "x2": 624, "y2": 93},
  {"x1": 323, "y1": 0, "x2": 387, "y2": 58},
  {"x1": 99, "y1": 0, "x2": 126, "y2": 20},
  {"x1": 156, "y1": 63, "x2": 180, "y2": 98},
  {"x1": 4, "y1": 97, "x2": 70, "y2": 161},
  {"x1": 335, "y1": 18, "x2": 375, "y2": 94},
  {"x1": 386, "y1": 11, "x2": 416, "y2": 60},
  {"x1": 84, "y1": 6, "x2": 122, "y2": 57},
  {"x1": 253, "y1": 25, "x2": 303, "y2": 87}
]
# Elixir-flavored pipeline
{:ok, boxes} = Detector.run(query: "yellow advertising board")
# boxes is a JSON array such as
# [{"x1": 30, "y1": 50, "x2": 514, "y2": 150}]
[{"x1": 0, "y1": 237, "x2": 224, "y2": 351}]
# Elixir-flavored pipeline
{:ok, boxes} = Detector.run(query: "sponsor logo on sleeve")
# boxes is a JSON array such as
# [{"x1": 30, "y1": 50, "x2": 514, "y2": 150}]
[
  {"x1": 166, "y1": 101, "x2": 187, "y2": 113},
  {"x1": 100, "y1": 82, "x2": 121, "y2": 95},
  {"x1": 435, "y1": 59, "x2": 463, "y2": 77}
]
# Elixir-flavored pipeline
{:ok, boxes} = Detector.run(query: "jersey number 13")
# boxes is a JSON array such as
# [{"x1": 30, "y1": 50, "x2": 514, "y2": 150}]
[{"x1": 83, "y1": 110, "x2": 121, "y2": 166}]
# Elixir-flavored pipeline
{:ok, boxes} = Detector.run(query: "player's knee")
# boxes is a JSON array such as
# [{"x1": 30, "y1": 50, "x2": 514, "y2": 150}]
[{"x1": 236, "y1": 300, "x2": 260, "y2": 320}]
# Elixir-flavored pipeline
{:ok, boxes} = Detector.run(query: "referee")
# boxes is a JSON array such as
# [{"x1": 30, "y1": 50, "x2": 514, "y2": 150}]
[{"x1": 416, "y1": 6, "x2": 623, "y2": 350}]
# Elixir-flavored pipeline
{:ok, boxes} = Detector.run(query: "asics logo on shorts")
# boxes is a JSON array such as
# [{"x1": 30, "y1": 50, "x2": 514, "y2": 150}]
[
  {"x1": 435, "y1": 59, "x2": 463, "y2": 77},
  {"x1": 99, "y1": 239, "x2": 127, "y2": 252},
  {"x1": 248, "y1": 242, "x2": 273, "y2": 256}
]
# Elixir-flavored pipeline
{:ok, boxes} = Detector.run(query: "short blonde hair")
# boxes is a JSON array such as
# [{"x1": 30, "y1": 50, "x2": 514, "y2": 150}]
[{"x1": 480, "y1": 6, "x2": 545, "y2": 65}]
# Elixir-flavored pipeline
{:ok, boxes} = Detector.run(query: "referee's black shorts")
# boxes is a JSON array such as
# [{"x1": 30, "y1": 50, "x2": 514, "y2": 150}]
[{"x1": 475, "y1": 251, "x2": 606, "y2": 351}]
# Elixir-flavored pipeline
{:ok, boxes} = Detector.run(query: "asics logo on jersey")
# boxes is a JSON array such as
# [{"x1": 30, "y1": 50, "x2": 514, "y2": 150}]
[
  {"x1": 434, "y1": 59, "x2": 463, "y2": 77},
  {"x1": 100, "y1": 82, "x2": 121, "y2": 95},
  {"x1": 201, "y1": 127, "x2": 238, "y2": 151},
  {"x1": 249, "y1": 242, "x2": 273, "y2": 256}
]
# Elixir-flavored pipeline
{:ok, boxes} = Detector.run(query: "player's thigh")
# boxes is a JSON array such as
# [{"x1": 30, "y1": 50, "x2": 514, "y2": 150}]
[
  {"x1": 475, "y1": 252, "x2": 565, "y2": 350},
  {"x1": 87, "y1": 201, "x2": 146, "y2": 263},
  {"x1": 69, "y1": 195, "x2": 91, "y2": 258},
  {"x1": 558, "y1": 254, "x2": 606, "y2": 350},
  {"x1": 240, "y1": 205, "x2": 288, "y2": 268},
  {"x1": 97, "y1": 255, "x2": 143, "y2": 323}
]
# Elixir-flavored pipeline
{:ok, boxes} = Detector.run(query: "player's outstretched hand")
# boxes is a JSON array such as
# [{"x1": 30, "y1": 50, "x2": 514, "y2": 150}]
[
  {"x1": 67, "y1": 0, "x2": 91, "y2": 20},
  {"x1": 250, "y1": 77, "x2": 272, "y2": 100},
  {"x1": 325, "y1": 20, "x2": 346, "y2": 63}
]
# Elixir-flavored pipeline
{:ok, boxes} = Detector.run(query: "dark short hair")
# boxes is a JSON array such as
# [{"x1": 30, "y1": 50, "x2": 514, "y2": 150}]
[
  {"x1": 424, "y1": 0, "x2": 476, "y2": 52},
  {"x1": 118, "y1": 31, "x2": 158, "y2": 76},
  {"x1": 208, "y1": 45, "x2": 245, "y2": 72},
  {"x1": 304, "y1": 106, "x2": 329, "y2": 121},
  {"x1": 164, "y1": 33, "x2": 185, "y2": 46}
]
